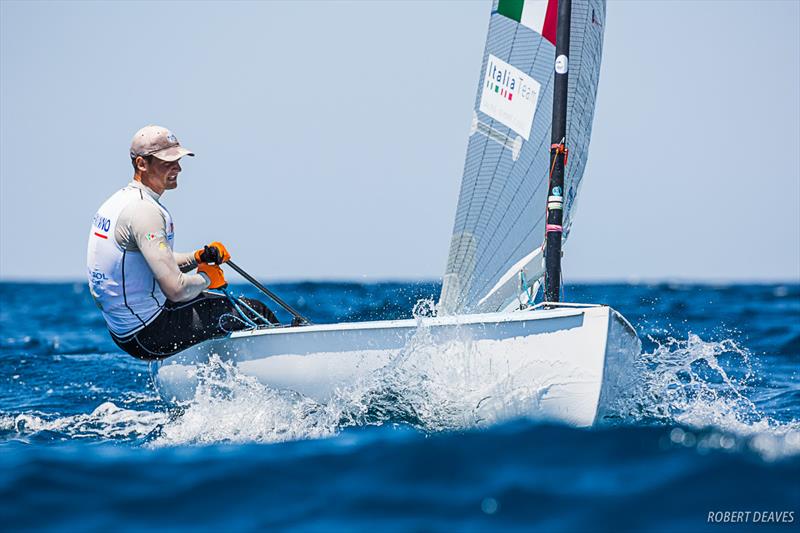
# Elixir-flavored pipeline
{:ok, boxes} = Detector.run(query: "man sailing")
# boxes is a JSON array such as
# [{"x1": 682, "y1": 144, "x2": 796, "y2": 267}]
[{"x1": 87, "y1": 125, "x2": 276, "y2": 360}]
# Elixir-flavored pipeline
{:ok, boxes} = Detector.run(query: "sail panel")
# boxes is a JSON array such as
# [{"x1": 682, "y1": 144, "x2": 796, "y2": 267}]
[{"x1": 440, "y1": 0, "x2": 606, "y2": 314}]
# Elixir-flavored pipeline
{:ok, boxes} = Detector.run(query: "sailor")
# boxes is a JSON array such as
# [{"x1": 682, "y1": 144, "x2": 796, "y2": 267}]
[{"x1": 87, "y1": 125, "x2": 277, "y2": 360}]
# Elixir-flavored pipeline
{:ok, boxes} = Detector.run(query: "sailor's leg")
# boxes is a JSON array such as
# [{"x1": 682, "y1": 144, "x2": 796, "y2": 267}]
[
  {"x1": 112, "y1": 293, "x2": 253, "y2": 360},
  {"x1": 238, "y1": 297, "x2": 279, "y2": 325}
]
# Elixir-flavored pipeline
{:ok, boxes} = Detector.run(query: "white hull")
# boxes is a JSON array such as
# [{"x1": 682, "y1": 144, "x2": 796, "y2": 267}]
[{"x1": 151, "y1": 305, "x2": 640, "y2": 427}]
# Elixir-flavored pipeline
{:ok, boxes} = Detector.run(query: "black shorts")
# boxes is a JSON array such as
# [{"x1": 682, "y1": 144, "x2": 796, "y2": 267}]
[{"x1": 111, "y1": 292, "x2": 277, "y2": 360}]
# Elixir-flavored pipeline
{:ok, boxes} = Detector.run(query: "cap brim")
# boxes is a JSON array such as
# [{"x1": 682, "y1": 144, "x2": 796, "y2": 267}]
[{"x1": 151, "y1": 146, "x2": 194, "y2": 162}]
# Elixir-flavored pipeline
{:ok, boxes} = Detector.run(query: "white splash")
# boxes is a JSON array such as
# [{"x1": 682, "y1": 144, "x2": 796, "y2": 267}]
[
  {"x1": 147, "y1": 328, "x2": 799, "y2": 460},
  {"x1": 152, "y1": 356, "x2": 336, "y2": 446},
  {"x1": 620, "y1": 333, "x2": 800, "y2": 461},
  {"x1": 149, "y1": 315, "x2": 542, "y2": 447},
  {"x1": 3, "y1": 402, "x2": 166, "y2": 441}
]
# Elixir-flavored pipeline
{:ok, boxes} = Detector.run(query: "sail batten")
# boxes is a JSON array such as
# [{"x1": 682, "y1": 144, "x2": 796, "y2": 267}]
[{"x1": 440, "y1": 0, "x2": 606, "y2": 314}]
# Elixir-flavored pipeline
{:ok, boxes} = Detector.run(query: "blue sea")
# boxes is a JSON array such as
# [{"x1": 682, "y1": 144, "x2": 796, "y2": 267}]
[{"x1": 1, "y1": 281, "x2": 798, "y2": 531}]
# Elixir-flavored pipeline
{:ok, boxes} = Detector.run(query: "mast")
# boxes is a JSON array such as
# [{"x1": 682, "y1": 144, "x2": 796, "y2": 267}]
[{"x1": 544, "y1": 0, "x2": 572, "y2": 303}]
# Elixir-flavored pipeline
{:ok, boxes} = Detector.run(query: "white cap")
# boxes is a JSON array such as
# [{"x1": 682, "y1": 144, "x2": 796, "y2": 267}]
[{"x1": 130, "y1": 125, "x2": 194, "y2": 162}]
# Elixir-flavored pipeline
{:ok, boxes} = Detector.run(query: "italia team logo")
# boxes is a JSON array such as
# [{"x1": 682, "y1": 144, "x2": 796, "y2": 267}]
[
  {"x1": 485, "y1": 58, "x2": 519, "y2": 101},
  {"x1": 479, "y1": 54, "x2": 541, "y2": 140}
]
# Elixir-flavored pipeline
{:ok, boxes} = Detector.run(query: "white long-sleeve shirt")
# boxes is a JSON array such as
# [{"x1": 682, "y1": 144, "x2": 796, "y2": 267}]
[
  {"x1": 87, "y1": 180, "x2": 210, "y2": 336},
  {"x1": 114, "y1": 181, "x2": 209, "y2": 302}
]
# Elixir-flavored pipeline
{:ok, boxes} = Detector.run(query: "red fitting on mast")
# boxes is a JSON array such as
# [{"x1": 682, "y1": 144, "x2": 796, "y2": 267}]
[{"x1": 550, "y1": 142, "x2": 569, "y2": 168}]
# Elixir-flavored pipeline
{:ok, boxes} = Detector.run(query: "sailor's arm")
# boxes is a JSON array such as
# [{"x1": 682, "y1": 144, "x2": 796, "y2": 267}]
[
  {"x1": 173, "y1": 251, "x2": 198, "y2": 273},
  {"x1": 117, "y1": 202, "x2": 210, "y2": 302}
]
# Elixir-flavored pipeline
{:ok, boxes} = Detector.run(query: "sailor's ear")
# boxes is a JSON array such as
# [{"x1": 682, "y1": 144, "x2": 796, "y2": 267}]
[{"x1": 135, "y1": 156, "x2": 149, "y2": 172}]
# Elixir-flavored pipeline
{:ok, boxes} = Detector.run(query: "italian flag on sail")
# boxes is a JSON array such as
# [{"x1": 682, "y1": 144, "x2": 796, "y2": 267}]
[{"x1": 497, "y1": 0, "x2": 558, "y2": 45}]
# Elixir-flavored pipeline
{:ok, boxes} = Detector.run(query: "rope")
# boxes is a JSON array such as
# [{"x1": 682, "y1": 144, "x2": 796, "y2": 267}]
[
  {"x1": 229, "y1": 291, "x2": 274, "y2": 326},
  {"x1": 218, "y1": 313, "x2": 252, "y2": 334},
  {"x1": 519, "y1": 271, "x2": 537, "y2": 308},
  {"x1": 210, "y1": 287, "x2": 276, "y2": 330},
  {"x1": 224, "y1": 290, "x2": 259, "y2": 328},
  {"x1": 550, "y1": 142, "x2": 569, "y2": 168}
]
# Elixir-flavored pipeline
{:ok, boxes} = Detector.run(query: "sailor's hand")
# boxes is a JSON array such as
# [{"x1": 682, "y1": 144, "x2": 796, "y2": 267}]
[
  {"x1": 194, "y1": 241, "x2": 231, "y2": 265},
  {"x1": 198, "y1": 263, "x2": 227, "y2": 289}
]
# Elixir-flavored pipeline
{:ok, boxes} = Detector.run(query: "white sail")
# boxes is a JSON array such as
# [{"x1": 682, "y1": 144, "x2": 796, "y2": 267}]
[{"x1": 440, "y1": 0, "x2": 606, "y2": 314}]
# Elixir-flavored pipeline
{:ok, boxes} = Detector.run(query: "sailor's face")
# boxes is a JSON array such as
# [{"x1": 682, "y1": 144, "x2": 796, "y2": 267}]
[{"x1": 146, "y1": 156, "x2": 182, "y2": 193}]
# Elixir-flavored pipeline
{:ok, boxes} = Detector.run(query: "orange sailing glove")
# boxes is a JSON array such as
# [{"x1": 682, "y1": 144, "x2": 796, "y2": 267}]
[
  {"x1": 198, "y1": 263, "x2": 227, "y2": 289},
  {"x1": 194, "y1": 241, "x2": 231, "y2": 265}
]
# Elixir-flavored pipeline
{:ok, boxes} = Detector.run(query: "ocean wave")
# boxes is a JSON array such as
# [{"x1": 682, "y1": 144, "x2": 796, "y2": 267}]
[{"x1": 1, "y1": 402, "x2": 166, "y2": 443}]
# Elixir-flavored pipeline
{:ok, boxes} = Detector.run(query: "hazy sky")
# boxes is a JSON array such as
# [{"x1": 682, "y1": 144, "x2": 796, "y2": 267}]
[{"x1": 1, "y1": 0, "x2": 798, "y2": 282}]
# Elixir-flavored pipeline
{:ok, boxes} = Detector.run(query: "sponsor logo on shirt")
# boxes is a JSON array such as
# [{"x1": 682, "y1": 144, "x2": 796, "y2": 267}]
[{"x1": 92, "y1": 213, "x2": 111, "y2": 239}]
